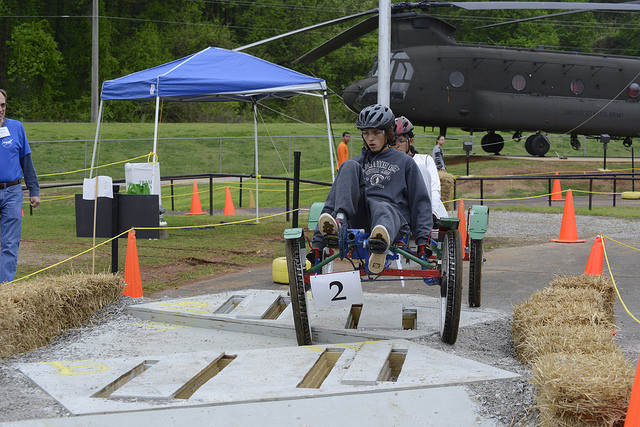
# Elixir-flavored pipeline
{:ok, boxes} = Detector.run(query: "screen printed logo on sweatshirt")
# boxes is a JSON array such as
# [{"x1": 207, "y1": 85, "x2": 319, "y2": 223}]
[{"x1": 364, "y1": 159, "x2": 400, "y2": 189}]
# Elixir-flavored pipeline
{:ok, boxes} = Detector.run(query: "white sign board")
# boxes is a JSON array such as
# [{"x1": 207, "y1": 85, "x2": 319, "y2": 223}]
[
  {"x1": 82, "y1": 176, "x2": 113, "y2": 200},
  {"x1": 309, "y1": 270, "x2": 363, "y2": 309}
]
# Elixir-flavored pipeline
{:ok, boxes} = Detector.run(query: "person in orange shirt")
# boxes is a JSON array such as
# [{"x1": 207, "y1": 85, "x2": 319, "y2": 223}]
[{"x1": 336, "y1": 131, "x2": 350, "y2": 170}]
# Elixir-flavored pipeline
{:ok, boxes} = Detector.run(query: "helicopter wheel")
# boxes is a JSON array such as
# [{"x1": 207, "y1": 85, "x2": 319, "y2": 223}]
[
  {"x1": 525, "y1": 134, "x2": 550, "y2": 156},
  {"x1": 570, "y1": 134, "x2": 581, "y2": 150},
  {"x1": 480, "y1": 132, "x2": 504, "y2": 154},
  {"x1": 624, "y1": 137, "x2": 633, "y2": 148}
]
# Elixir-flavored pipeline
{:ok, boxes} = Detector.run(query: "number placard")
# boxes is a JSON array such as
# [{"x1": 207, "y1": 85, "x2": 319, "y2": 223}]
[{"x1": 309, "y1": 271, "x2": 363, "y2": 309}]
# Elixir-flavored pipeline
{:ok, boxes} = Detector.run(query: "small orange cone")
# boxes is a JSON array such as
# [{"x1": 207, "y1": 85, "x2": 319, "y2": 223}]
[
  {"x1": 551, "y1": 172, "x2": 564, "y2": 201},
  {"x1": 224, "y1": 187, "x2": 236, "y2": 215},
  {"x1": 22, "y1": 209, "x2": 24, "y2": 217},
  {"x1": 123, "y1": 229, "x2": 143, "y2": 298},
  {"x1": 583, "y1": 235, "x2": 604, "y2": 276},
  {"x1": 625, "y1": 354, "x2": 640, "y2": 426},
  {"x1": 457, "y1": 200, "x2": 468, "y2": 260},
  {"x1": 550, "y1": 190, "x2": 585, "y2": 243},
  {"x1": 185, "y1": 181, "x2": 207, "y2": 215}
]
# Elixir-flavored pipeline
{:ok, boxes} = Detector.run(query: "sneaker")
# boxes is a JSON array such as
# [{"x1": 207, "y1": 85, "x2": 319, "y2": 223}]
[
  {"x1": 319, "y1": 213, "x2": 341, "y2": 248},
  {"x1": 368, "y1": 225, "x2": 390, "y2": 274}
]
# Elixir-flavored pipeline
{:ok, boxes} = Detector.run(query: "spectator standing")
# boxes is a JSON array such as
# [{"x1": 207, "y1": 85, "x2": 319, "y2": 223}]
[
  {"x1": 432, "y1": 135, "x2": 446, "y2": 171},
  {"x1": 337, "y1": 131, "x2": 350, "y2": 170},
  {"x1": 0, "y1": 89, "x2": 40, "y2": 283}
]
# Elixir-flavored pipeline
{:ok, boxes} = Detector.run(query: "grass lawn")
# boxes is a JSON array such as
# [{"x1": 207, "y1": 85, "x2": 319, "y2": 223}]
[{"x1": 14, "y1": 122, "x2": 640, "y2": 293}]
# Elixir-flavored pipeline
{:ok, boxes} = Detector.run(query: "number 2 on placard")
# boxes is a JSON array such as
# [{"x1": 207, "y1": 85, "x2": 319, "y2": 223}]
[{"x1": 329, "y1": 281, "x2": 347, "y2": 301}]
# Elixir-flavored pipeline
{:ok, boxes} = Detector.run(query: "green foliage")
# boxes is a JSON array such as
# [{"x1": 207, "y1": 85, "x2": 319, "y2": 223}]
[
  {"x1": 6, "y1": 20, "x2": 64, "y2": 119},
  {"x1": 2, "y1": 2, "x2": 640, "y2": 122}
]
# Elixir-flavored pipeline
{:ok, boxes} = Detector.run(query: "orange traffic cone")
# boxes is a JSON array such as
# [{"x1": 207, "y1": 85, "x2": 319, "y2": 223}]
[
  {"x1": 224, "y1": 187, "x2": 236, "y2": 215},
  {"x1": 123, "y1": 229, "x2": 143, "y2": 298},
  {"x1": 551, "y1": 172, "x2": 564, "y2": 201},
  {"x1": 625, "y1": 354, "x2": 640, "y2": 426},
  {"x1": 550, "y1": 190, "x2": 585, "y2": 243},
  {"x1": 583, "y1": 235, "x2": 604, "y2": 276},
  {"x1": 185, "y1": 181, "x2": 207, "y2": 215},
  {"x1": 457, "y1": 200, "x2": 468, "y2": 260}
]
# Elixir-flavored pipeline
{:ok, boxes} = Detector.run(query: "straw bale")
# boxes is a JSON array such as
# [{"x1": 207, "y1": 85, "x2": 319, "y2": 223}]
[
  {"x1": 514, "y1": 323, "x2": 618, "y2": 366},
  {"x1": 549, "y1": 275, "x2": 615, "y2": 321},
  {"x1": 532, "y1": 351, "x2": 634, "y2": 426},
  {"x1": 438, "y1": 170, "x2": 455, "y2": 212},
  {"x1": 512, "y1": 286, "x2": 614, "y2": 359},
  {"x1": 0, "y1": 273, "x2": 125, "y2": 358}
]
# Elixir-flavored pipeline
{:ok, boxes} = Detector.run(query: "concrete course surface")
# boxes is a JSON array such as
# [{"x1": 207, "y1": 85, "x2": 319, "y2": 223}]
[{"x1": 2, "y1": 210, "x2": 640, "y2": 426}]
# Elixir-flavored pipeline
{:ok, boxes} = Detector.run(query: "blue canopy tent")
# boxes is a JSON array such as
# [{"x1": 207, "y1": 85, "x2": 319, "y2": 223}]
[{"x1": 91, "y1": 47, "x2": 336, "y2": 221}]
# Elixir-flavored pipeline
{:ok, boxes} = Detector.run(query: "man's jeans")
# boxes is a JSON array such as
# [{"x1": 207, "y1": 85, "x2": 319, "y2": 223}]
[{"x1": 0, "y1": 185, "x2": 23, "y2": 282}]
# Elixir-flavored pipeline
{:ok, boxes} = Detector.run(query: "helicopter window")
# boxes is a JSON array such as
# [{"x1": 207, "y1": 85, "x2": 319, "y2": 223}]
[
  {"x1": 391, "y1": 82, "x2": 410, "y2": 101},
  {"x1": 627, "y1": 83, "x2": 640, "y2": 98},
  {"x1": 512, "y1": 74, "x2": 526, "y2": 92},
  {"x1": 570, "y1": 79, "x2": 585, "y2": 96},
  {"x1": 449, "y1": 71, "x2": 464, "y2": 88}
]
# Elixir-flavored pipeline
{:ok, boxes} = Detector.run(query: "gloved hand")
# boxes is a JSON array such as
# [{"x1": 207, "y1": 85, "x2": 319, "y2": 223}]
[
  {"x1": 307, "y1": 247, "x2": 321, "y2": 265},
  {"x1": 418, "y1": 243, "x2": 432, "y2": 260}
]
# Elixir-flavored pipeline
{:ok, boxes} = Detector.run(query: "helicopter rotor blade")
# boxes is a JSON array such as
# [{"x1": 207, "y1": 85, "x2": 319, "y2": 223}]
[
  {"x1": 472, "y1": 0, "x2": 640, "y2": 29},
  {"x1": 233, "y1": 8, "x2": 378, "y2": 52},
  {"x1": 473, "y1": 10, "x2": 581, "y2": 30},
  {"x1": 451, "y1": 1, "x2": 640, "y2": 11},
  {"x1": 292, "y1": 15, "x2": 380, "y2": 64}
]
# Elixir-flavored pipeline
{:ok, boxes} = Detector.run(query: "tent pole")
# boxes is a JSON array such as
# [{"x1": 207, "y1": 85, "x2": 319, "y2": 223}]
[
  {"x1": 254, "y1": 100, "x2": 259, "y2": 223},
  {"x1": 152, "y1": 95, "x2": 160, "y2": 163},
  {"x1": 323, "y1": 92, "x2": 336, "y2": 182},
  {"x1": 89, "y1": 100, "x2": 104, "y2": 179}
]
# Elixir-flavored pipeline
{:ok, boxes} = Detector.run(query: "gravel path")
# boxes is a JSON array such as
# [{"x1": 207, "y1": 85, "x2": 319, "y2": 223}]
[{"x1": 1, "y1": 211, "x2": 639, "y2": 425}]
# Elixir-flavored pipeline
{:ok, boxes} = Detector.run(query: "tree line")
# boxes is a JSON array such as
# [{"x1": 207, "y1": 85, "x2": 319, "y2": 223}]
[{"x1": 1, "y1": 0, "x2": 638, "y2": 122}]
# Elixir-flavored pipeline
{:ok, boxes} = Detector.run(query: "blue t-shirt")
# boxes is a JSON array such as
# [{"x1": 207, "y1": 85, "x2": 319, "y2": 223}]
[{"x1": 0, "y1": 118, "x2": 31, "y2": 182}]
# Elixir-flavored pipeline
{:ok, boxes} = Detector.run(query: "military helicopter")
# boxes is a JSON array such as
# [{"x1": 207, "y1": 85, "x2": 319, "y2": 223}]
[{"x1": 237, "y1": 1, "x2": 640, "y2": 156}]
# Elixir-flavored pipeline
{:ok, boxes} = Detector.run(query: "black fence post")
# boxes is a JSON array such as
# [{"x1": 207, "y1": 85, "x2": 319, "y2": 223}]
[
  {"x1": 209, "y1": 176, "x2": 213, "y2": 215},
  {"x1": 239, "y1": 177, "x2": 243, "y2": 208},
  {"x1": 613, "y1": 176, "x2": 617, "y2": 207},
  {"x1": 293, "y1": 151, "x2": 301, "y2": 228},
  {"x1": 548, "y1": 178, "x2": 552, "y2": 207},
  {"x1": 589, "y1": 179, "x2": 593, "y2": 210},
  {"x1": 286, "y1": 180, "x2": 290, "y2": 222},
  {"x1": 170, "y1": 179, "x2": 175, "y2": 211}
]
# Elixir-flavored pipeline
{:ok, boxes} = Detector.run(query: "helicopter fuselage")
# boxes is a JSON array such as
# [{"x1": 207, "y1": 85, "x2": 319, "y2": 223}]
[{"x1": 342, "y1": 15, "x2": 640, "y2": 153}]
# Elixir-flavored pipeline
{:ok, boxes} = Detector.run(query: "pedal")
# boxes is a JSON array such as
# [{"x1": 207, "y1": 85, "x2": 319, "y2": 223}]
[{"x1": 368, "y1": 238, "x2": 387, "y2": 254}]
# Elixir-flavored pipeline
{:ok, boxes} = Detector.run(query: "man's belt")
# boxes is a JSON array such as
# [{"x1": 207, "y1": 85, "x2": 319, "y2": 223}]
[{"x1": 0, "y1": 180, "x2": 21, "y2": 189}]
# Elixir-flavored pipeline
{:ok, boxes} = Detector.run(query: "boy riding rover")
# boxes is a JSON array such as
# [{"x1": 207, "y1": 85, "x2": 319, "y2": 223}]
[{"x1": 311, "y1": 104, "x2": 433, "y2": 274}]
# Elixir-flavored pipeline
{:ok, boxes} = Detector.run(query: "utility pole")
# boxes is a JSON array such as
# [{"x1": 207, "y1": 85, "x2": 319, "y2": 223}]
[
  {"x1": 91, "y1": 0, "x2": 99, "y2": 122},
  {"x1": 377, "y1": 0, "x2": 391, "y2": 106}
]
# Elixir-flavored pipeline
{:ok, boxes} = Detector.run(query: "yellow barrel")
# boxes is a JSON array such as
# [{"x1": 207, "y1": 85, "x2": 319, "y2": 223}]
[
  {"x1": 272, "y1": 256, "x2": 311, "y2": 284},
  {"x1": 621, "y1": 191, "x2": 640, "y2": 199}
]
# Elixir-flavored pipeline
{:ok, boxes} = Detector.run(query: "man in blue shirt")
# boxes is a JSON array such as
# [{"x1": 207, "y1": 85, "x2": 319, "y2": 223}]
[{"x1": 0, "y1": 89, "x2": 40, "y2": 282}]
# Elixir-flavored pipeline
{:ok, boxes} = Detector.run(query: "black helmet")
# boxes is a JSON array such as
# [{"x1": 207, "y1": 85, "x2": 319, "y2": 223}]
[{"x1": 356, "y1": 104, "x2": 395, "y2": 130}]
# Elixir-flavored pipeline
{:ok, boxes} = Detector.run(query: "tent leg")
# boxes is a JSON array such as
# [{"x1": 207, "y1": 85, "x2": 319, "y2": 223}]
[
  {"x1": 89, "y1": 100, "x2": 104, "y2": 179},
  {"x1": 323, "y1": 92, "x2": 336, "y2": 182},
  {"x1": 254, "y1": 101, "x2": 259, "y2": 223}
]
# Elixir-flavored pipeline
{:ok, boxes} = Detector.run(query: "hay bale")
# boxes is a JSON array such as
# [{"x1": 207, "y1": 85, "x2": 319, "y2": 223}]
[
  {"x1": 532, "y1": 351, "x2": 634, "y2": 426},
  {"x1": 512, "y1": 286, "x2": 614, "y2": 360},
  {"x1": 438, "y1": 170, "x2": 455, "y2": 212},
  {"x1": 0, "y1": 273, "x2": 125, "y2": 358},
  {"x1": 549, "y1": 275, "x2": 615, "y2": 321},
  {"x1": 514, "y1": 323, "x2": 618, "y2": 366}
]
